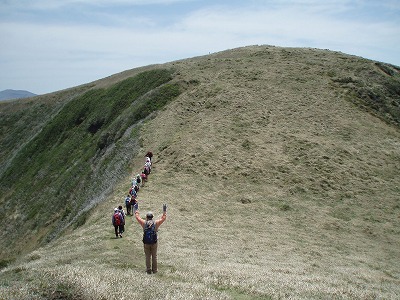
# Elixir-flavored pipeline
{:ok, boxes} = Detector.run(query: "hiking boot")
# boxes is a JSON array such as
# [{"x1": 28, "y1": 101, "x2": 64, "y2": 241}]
[
  {"x1": 119, "y1": 234, "x2": 123, "y2": 238},
  {"x1": 152, "y1": 270, "x2": 158, "y2": 274},
  {"x1": 146, "y1": 270, "x2": 152, "y2": 274}
]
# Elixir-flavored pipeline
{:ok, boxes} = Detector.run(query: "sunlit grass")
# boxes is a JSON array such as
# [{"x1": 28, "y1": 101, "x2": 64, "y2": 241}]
[{"x1": 1, "y1": 46, "x2": 399, "y2": 299}]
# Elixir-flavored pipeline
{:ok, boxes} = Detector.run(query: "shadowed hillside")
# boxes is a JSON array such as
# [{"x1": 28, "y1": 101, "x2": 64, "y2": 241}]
[
  {"x1": 0, "y1": 69, "x2": 181, "y2": 259},
  {"x1": 0, "y1": 45, "x2": 399, "y2": 299}
]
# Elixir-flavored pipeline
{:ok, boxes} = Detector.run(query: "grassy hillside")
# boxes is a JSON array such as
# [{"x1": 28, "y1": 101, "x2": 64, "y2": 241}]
[
  {"x1": 0, "y1": 69, "x2": 181, "y2": 260},
  {"x1": 0, "y1": 45, "x2": 399, "y2": 299}
]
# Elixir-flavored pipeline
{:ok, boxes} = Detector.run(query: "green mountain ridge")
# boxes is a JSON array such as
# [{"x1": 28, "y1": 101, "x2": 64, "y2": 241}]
[
  {"x1": 0, "y1": 45, "x2": 399, "y2": 299},
  {"x1": 0, "y1": 69, "x2": 181, "y2": 257}
]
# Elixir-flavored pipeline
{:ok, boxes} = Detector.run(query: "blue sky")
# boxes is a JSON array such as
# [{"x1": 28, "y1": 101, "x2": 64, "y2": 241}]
[{"x1": 1, "y1": 0, "x2": 399, "y2": 95}]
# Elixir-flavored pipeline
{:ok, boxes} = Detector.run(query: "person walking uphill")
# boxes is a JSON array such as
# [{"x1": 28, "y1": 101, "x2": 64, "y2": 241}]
[
  {"x1": 133, "y1": 203, "x2": 167, "y2": 274},
  {"x1": 112, "y1": 208, "x2": 124, "y2": 238}
]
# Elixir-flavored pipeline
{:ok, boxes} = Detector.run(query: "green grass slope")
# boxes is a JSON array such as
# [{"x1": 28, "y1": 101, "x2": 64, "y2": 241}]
[
  {"x1": 0, "y1": 69, "x2": 181, "y2": 260},
  {"x1": 1, "y1": 45, "x2": 399, "y2": 299}
]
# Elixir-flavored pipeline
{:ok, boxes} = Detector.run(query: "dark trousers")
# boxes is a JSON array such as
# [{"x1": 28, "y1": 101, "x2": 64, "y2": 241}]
[{"x1": 114, "y1": 225, "x2": 123, "y2": 237}]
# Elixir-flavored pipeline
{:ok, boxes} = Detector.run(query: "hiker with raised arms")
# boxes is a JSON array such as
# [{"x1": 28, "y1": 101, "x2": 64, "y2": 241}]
[{"x1": 133, "y1": 202, "x2": 167, "y2": 274}]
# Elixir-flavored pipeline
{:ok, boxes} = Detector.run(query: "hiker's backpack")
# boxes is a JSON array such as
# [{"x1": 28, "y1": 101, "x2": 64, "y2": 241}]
[
  {"x1": 143, "y1": 221, "x2": 157, "y2": 244},
  {"x1": 144, "y1": 166, "x2": 150, "y2": 175},
  {"x1": 114, "y1": 212, "x2": 122, "y2": 226},
  {"x1": 130, "y1": 197, "x2": 137, "y2": 206}
]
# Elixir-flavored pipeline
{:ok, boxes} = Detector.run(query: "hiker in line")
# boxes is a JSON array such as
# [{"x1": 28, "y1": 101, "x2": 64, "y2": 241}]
[
  {"x1": 136, "y1": 174, "x2": 142, "y2": 187},
  {"x1": 145, "y1": 157, "x2": 152, "y2": 173},
  {"x1": 145, "y1": 151, "x2": 153, "y2": 162},
  {"x1": 145, "y1": 156, "x2": 152, "y2": 165},
  {"x1": 140, "y1": 171, "x2": 147, "y2": 186},
  {"x1": 125, "y1": 194, "x2": 132, "y2": 215},
  {"x1": 112, "y1": 208, "x2": 124, "y2": 238},
  {"x1": 129, "y1": 185, "x2": 137, "y2": 198},
  {"x1": 118, "y1": 205, "x2": 126, "y2": 234},
  {"x1": 144, "y1": 162, "x2": 151, "y2": 175},
  {"x1": 130, "y1": 194, "x2": 138, "y2": 209},
  {"x1": 131, "y1": 180, "x2": 140, "y2": 194},
  {"x1": 143, "y1": 165, "x2": 150, "y2": 176},
  {"x1": 133, "y1": 183, "x2": 139, "y2": 194},
  {"x1": 133, "y1": 202, "x2": 167, "y2": 274}
]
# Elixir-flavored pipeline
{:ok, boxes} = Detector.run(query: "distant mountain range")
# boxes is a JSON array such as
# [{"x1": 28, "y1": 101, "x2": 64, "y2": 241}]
[{"x1": 0, "y1": 89, "x2": 37, "y2": 101}]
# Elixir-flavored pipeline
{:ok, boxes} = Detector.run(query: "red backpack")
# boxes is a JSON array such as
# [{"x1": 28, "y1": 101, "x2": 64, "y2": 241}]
[{"x1": 114, "y1": 212, "x2": 122, "y2": 226}]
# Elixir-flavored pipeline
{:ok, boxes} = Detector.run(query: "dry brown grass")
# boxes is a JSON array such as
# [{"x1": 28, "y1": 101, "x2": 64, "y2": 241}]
[{"x1": 1, "y1": 45, "x2": 399, "y2": 299}]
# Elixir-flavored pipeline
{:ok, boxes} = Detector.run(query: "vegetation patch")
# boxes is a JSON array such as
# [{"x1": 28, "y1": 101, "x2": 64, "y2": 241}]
[
  {"x1": 0, "y1": 68, "x2": 181, "y2": 259},
  {"x1": 0, "y1": 259, "x2": 14, "y2": 270},
  {"x1": 332, "y1": 62, "x2": 400, "y2": 127}
]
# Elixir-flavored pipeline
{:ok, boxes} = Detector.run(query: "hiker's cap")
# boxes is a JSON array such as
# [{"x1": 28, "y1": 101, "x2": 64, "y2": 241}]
[
  {"x1": 146, "y1": 212, "x2": 154, "y2": 219},
  {"x1": 114, "y1": 208, "x2": 118, "y2": 212}
]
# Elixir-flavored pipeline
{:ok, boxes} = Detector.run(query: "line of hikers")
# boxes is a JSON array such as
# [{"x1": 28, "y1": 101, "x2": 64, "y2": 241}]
[
  {"x1": 112, "y1": 151, "x2": 153, "y2": 238},
  {"x1": 111, "y1": 151, "x2": 168, "y2": 274}
]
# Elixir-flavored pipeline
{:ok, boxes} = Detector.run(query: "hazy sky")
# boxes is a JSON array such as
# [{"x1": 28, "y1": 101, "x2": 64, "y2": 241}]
[{"x1": 1, "y1": 0, "x2": 399, "y2": 95}]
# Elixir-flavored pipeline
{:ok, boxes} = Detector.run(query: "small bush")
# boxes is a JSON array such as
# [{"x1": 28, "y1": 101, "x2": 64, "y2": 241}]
[
  {"x1": 241, "y1": 139, "x2": 251, "y2": 149},
  {"x1": 0, "y1": 259, "x2": 13, "y2": 269}
]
